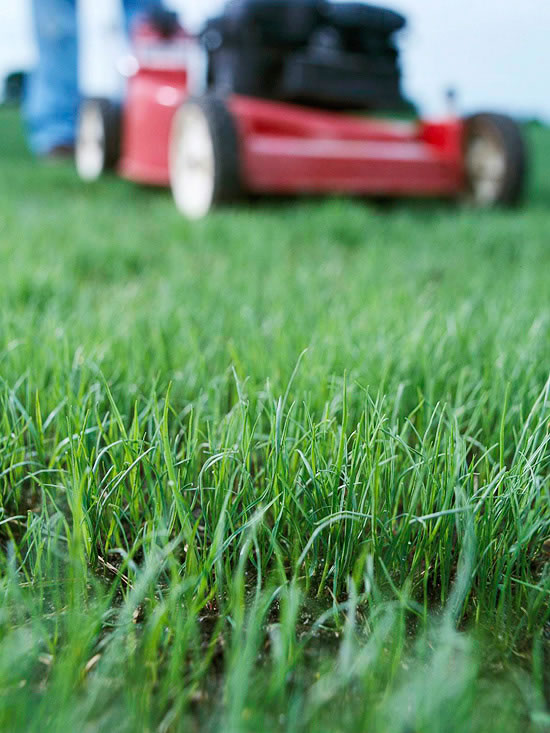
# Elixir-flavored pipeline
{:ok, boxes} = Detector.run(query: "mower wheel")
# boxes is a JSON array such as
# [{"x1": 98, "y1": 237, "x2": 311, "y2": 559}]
[
  {"x1": 75, "y1": 98, "x2": 121, "y2": 182},
  {"x1": 464, "y1": 113, "x2": 526, "y2": 206},
  {"x1": 169, "y1": 96, "x2": 242, "y2": 220}
]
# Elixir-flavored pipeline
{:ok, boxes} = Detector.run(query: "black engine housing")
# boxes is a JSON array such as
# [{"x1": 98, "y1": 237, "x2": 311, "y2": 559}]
[{"x1": 203, "y1": 0, "x2": 409, "y2": 111}]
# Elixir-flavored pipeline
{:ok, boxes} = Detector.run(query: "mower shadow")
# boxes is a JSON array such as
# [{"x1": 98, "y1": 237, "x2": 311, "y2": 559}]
[{"x1": 240, "y1": 191, "x2": 460, "y2": 218}]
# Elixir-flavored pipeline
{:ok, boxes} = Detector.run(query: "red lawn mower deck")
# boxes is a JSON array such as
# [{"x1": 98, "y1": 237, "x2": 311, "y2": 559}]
[{"x1": 76, "y1": 4, "x2": 527, "y2": 220}]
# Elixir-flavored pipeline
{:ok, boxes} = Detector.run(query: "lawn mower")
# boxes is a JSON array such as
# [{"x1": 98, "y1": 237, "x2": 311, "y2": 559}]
[{"x1": 75, "y1": 1, "x2": 527, "y2": 220}]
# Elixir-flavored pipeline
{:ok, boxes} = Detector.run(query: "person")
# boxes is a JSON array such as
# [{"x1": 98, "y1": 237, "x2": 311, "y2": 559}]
[{"x1": 24, "y1": 0, "x2": 163, "y2": 157}]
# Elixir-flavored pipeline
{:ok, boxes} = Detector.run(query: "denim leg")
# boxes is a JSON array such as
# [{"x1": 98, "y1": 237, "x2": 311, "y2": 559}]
[
  {"x1": 24, "y1": 0, "x2": 164, "y2": 153},
  {"x1": 24, "y1": 0, "x2": 79, "y2": 154}
]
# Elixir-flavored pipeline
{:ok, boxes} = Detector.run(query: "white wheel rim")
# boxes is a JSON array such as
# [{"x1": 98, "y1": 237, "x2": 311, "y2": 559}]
[
  {"x1": 466, "y1": 135, "x2": 507, "y2": 205},
  {"x1": 76, "y1": 103, "x2": 106, "y2": 182},
  {"x1": 170, "y1": 105, "x2": 215, "y2": 220}
]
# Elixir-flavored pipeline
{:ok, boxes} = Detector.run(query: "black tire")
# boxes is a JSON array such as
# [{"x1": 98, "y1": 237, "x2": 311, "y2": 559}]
[
  {"x1": 75, "y1": 98, "x2": 121, "y2": 182},
  {"x1": 169, "y1": 95, "x2": 242, "y2": 219},
  {"x1": 464, "y1": 113, "x2": 527, "y2": 207},
  {"x1": 4, "y1": 71, "x2": 25, "y2": 105},
  {"x1": 201, "y1": 95, "x2": 242, "y2": 205}
]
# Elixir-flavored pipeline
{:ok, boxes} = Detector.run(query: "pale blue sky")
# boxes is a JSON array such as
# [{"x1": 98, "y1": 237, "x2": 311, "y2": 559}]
[{"x1": 0, "y1": 0, "x2": 547, "y2": 120}]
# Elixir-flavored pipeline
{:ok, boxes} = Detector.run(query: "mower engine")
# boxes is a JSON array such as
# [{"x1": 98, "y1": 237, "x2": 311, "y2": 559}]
[{"x1": 203, "y1": 0, "x2": 409, "y2": 111}]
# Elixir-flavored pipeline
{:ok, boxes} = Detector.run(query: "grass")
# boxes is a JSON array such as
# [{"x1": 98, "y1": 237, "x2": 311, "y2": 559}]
[{"x1": 0, "y1": 106, "x2": 549, "y2": 732}]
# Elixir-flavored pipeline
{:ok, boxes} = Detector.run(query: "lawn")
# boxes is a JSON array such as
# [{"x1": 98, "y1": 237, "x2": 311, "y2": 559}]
[{"x1": 0, "y1": 107, "x2": 549, "y2": 732}]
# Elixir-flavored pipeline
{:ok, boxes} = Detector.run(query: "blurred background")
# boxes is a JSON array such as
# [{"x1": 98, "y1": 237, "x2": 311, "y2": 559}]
[{"x1": 0, "y1": 0, "x2": 548, "y2": 120}]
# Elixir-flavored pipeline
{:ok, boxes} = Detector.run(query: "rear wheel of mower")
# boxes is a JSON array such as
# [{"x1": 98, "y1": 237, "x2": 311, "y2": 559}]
[
  {"x1": 75, "y1": 98, "x2": 121, "y2": 182},
  {"x1": 464, "y1": 113, "x2": 526, "y2": 207},
  {"x1": 169, "y1": 96, "x2": 242, "y2": 220}
]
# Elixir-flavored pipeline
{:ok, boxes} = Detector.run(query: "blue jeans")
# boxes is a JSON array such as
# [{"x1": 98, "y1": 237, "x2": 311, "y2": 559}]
[{"x1": 25, "y1": 0, "x2": 160, "y2": 154}]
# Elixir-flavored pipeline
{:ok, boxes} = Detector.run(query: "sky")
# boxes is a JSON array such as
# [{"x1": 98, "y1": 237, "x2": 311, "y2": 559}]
[{"x1": 0, "y1": 0, "x2": 548, "y2": 120}]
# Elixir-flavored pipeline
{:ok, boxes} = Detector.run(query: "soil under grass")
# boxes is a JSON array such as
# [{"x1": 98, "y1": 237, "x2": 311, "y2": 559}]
[{"x1": 0, "y1": 107, "x2": 549, "y2": 732}]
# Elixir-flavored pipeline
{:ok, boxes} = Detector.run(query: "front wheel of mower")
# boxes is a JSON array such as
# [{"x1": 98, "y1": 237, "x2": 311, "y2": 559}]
[
  {"x1": 169, "y1": 96, "x2": 242, "y2": 220},
  {"x1": 463, "y1": 113, "x2": 527, "y2": 207},
  {"x1": 75, "y1": 98, "x2": 121, "y2": 182}
]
